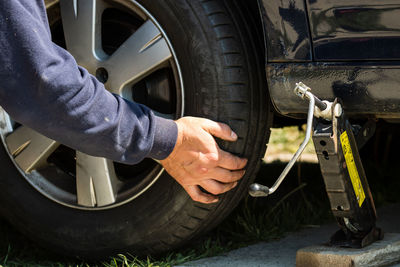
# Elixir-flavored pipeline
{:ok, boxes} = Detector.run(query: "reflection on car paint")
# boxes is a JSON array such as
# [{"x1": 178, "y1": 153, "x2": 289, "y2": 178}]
[
  {"x1": 306, "y1": 0, "x2": 400, "y2": 60},
  {"x1": 259, "y1": 0, "x2": 312, "y2": 62},
  {"x1": 267, "y1": 62, "x2": 400, "y2": 117}
]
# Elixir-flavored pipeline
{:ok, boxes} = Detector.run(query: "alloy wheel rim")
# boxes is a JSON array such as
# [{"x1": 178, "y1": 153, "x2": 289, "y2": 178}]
[{"x1": 0, "y1": 0, "x2": 184, "y2": 210}]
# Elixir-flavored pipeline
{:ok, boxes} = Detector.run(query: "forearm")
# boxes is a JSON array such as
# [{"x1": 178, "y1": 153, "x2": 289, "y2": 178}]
[{"x1": 0, "y1": 0, "x2": 177, "y2": 163}]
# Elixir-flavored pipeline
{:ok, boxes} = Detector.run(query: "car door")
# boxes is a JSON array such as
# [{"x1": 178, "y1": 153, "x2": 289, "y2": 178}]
[{"x1": 306, "y1": 0, "x2": 400, "y2": 60}]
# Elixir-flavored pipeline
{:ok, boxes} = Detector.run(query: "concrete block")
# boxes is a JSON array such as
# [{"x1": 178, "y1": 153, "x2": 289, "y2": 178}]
[{"x1": 296, "y1": 233, "x2": 400, "y2": 267}]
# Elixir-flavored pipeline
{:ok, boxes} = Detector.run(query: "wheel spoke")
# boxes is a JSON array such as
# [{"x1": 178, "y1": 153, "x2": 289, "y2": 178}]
[
  {"x1": 5, "y1": 126, "x2": 59, "y2": 173},
  {"x1": 104, "y1": 20, "x2": 172, "y2": 94},
  {"x1": 59, "y1": 0, "x2": 107, "y2": 71},
  {"x1": 76, "y1": 152, "x2": 119, "y2": 207}
]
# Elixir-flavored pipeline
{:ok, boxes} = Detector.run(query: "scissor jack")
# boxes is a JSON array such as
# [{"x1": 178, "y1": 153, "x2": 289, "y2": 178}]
[{"x1": 249, "y1": 82, "x2": 383, "y2": 248}]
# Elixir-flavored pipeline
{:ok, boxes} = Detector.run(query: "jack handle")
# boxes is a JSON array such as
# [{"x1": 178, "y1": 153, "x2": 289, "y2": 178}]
[{"x1": 249, "y1": 82, "x2": 325, "y2": 197}]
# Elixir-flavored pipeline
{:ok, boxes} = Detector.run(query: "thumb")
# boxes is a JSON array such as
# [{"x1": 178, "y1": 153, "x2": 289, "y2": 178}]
[{"x1": 203, "y1": 120, "x2": 238, "y2": 141}]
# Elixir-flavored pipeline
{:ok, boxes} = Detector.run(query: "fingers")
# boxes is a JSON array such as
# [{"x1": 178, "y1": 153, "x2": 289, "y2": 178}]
[
  {"x1": 207, "y1": 167, "x2": 245, "y2": 183},
  {"x1": 204, "y1": 120, "x2": 237, "y2": 141},
  {"x1": 184, "y1": 185, "x2": 218, "y2": 204},
  {"x1": 201, "y1": 179, "x2": 238, "y2": 195},
  {"x1": 163, "y1": 117, "x2": 248, "y2": 204},
  {"x1": 183, "y1": 179, "x2": 239, "y2": 204},
  {"x1": 217, "y1": 149, "x2": 247, "y2": 170}
]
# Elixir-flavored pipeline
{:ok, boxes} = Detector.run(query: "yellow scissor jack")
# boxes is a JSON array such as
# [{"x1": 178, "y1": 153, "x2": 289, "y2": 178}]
[{"x1": 250, "y1": 82, "x2": 382, "y2": 248}]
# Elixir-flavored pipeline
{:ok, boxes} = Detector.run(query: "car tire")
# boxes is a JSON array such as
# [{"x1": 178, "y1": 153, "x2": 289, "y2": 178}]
[{"x1": 0, "y1": 0, "x2": 272, "y2": 258}]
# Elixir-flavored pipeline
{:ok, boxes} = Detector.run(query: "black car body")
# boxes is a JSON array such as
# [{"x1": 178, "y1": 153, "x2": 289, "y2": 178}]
[{"x1": 260, "y1": 0, "x2": 400, "y2": 118}]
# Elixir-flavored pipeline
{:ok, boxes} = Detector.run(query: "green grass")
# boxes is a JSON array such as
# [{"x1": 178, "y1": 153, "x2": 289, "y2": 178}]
[
  {"x1": 1, "y1": 125, "x2": 400, "y2": 266},
  {"x1": 267, "y1": 126, "x2": 315, "y2": 155}
]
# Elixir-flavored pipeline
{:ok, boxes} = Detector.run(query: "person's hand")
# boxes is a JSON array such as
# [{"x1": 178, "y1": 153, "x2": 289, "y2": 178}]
[{"x1": 160, "y1": 117, "x2": 248, "y2": 204}]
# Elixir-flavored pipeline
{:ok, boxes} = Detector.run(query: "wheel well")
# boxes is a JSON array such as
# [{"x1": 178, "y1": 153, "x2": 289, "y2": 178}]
[
  {"x1": 237, "y1": 0, "x2": 300, "y2": 127},
  {"x1": 238, "y1": 0, "x2": 266, "y2": 58}
]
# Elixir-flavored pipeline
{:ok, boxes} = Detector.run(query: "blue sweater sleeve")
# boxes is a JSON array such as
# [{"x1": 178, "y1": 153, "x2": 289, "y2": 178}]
[{"x1": 0, "y1": 0, "x2": 177, "y2": 163}]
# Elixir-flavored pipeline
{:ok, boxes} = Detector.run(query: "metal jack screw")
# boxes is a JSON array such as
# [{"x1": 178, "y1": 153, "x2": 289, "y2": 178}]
[{"x1": 249, "y1": 82, "x2": 329, "y2": 197}]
